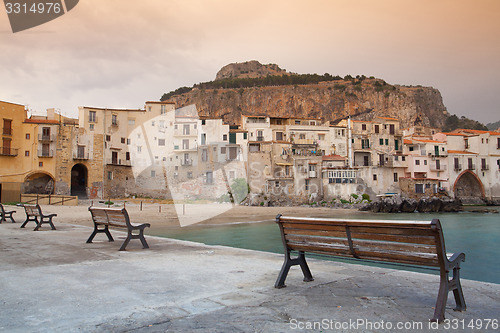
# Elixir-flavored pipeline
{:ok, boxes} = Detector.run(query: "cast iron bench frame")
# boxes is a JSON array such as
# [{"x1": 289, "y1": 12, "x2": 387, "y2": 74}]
[
  {"x1": 0, "y1": 203, "x2": 16, "y2": 223},
  {"x1": 275, "y1": 214, "x2": 466, "y2": 322},
  {"x1": 20, "y1": 204, "x2": 57, "y2": 231},
  {"x1": 87, "y1": 207, "x2": 151, "y2": 251}
]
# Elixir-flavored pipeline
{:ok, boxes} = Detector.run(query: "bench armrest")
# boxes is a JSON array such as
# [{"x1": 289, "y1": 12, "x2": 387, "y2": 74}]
[{"x1": 447, "y1": 252, "x2": 465, "y2": 268}]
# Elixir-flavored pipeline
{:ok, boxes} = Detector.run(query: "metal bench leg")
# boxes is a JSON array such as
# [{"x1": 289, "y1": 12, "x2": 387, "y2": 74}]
[
  {"x1": 33, "y1": 217, "x2": 42, "y2": 231},
  {"x1": 7, "y1": 212, "x2": 16, "y2": 223},
  {"x1": 139, "y1": 229, "x2": 149, "y2": 249},
  {"x1": 46, "y1": 218, "x2": 56, "y2": 230},
  {"x1": 432, "y1": 270, "x2": 449, "y2": 322},
  {"x1": 87, "y1": 226, "x2": 114, "y2": 243},
  {"x1": 275, "y1": 251, "x2": 314, "y2": 288},
  {"x1": 298, "y1": 251, "x2": 314, "y2": 282},
  {"x1": 119, "y1": 233, "x2": 132, "y2": 251},
  {"x1": 20, "y1": 218, "x2": 31, "y2": 228},
  {"x1": 452, "y1": 267, "x2": 466, "y2": 312}
]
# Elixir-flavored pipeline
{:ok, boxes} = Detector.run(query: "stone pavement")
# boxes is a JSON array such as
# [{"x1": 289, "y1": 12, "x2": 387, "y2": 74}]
[{"x1": 0, "y1": 221, "x2": 499, "y2": 332}]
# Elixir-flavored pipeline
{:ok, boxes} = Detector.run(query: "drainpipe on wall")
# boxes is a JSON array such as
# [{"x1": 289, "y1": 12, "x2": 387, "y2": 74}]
[{"x1": 348, "y1": 117, "x2": 353, "y2": 168}]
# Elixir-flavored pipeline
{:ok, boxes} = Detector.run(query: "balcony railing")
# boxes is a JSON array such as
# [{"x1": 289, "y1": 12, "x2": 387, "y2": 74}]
[
  {"x1": 88, "y1": 115, "x2": 98, "y2": 123},
  {"x1": 38, "y1": 149, "x2": 54, "y2": 157},
  {"x1": 0, "y1": 147, "x2": 18, "y2": 156},
  {"x1": 481, "y1": 165, "x2": 489, "y2": 171},
  {"x1": 467, "y1": 164, "x2": 476, "y2": 170},
  {"x1": 430, "y1": 164, "x2": 447, "y2": 171},
  {"x1": 73, "y1": 151, "x2": 89, "y2": 160},
  {"x1": 2, "y1": 128, "x2": 12, "y2": 135},
  {"x1": 38, "y1": 134, "x2": 56, "y2": 142},
  {"x1": 181, "y1": 158, "x2": 193, "y2": 166},
  {"x1": 454, "y1": 164, "x2": 462, "y2": 171},
  {"x1": 106, "y1": 158, "x2": 131, "y2": 166},
  {"x1": 174, "y1": 128, "x2": 198, "y2": 137}
]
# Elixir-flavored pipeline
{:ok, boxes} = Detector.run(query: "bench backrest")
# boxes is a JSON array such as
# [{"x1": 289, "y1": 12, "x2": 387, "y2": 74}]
[
  {"x1": 276, "y1": 215, "x2": 448, "y2": 268},
  {"x1": 24, "y1": 204, "x2": 41, "y2": 217},
  {"x1": 89, "y1": 207, "x2": 131, "y2": 228}
]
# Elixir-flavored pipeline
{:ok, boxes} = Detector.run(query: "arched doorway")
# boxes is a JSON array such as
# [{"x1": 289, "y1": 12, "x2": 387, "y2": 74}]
[
  {"x1": 23, "y1": 172, "x2": 55, "y2": 194},
  {"x1": 453, "y1": 170, "x2": 485, "y2": 200},
  {"x1": 71, "y1": 164, "x2": 88, "y2": 198}
]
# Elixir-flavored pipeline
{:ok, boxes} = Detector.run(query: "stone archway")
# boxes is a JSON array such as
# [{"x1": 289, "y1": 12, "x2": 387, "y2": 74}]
[
  {"x1": 23, "y1": 172, "x2": 55, "y2": 194},
  {"x1": 71, "y1": 164, "x2": 88, "y2": 198},
  {"x1": 453, "y1": 170, "x2": 485, "y2": 200}
]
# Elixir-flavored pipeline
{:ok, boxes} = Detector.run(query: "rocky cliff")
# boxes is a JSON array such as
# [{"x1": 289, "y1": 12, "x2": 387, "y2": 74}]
[
  {"x1": 164, "y1": 61, "x2": 449, "y2": 128},
  {"x1": 215, "y1": 60, "x2": 290, "y2": 80}
]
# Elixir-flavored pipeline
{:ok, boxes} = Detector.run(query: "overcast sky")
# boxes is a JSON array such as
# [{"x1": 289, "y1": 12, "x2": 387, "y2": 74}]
[{"x1": 1, "y1": 0, "x2": 499, "y2": 124}]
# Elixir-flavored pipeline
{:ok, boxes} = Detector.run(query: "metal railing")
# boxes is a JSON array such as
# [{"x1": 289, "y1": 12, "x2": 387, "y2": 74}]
[
  {"x1": 37, "y1": 149, "x2": 54, "y2": 157},
  {"x1": 73, "y1": 151, "x2": 89, "y2": 160},
  {"x1": 38, "y1": 134, "x2": 56, "y2": 141},
  {"x1": 0, "y1": 147, "x2": 18, "y2": 156}
]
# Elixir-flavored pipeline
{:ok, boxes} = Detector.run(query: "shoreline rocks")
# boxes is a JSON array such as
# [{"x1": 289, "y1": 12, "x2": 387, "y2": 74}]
[{"x1": 359, "y1": 195, "x2": 463, "y2": 213}]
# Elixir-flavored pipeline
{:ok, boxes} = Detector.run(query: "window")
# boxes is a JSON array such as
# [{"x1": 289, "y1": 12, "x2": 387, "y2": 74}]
[
  {"x1": 39, "y1": 162, "x2": 43, "y2": 167},
  {"x1": 106, "y1": 135, "x2": 110, "y2": 141},
  {"x1": 361, "y1": 139, "x2": 370, "y2": 149},
  {"x1": 182, "y1": 139, "x2": 189, "y2": 150},
  {"x1": 107, "y1": 171, "x2": 113, "y2": 180},
  {"x1": 415, "y1": 160, "x2": 420, "y2": 165},
  {"x1": 158, "y1": 139, "x2": 165, "y2": 146},
  {"x1": 481, "y1": 158, "x2": 487, "y2": 170},
  {"x1": 374, "y1": 125, "x2": 379, "y2": 134},
  {"x1": 206, "y1": 171, "x2": 213, "y2": 184},
  {"x1": 295, "y1": 120, "x2": 300, "y2": 125},
  {"x1": 161, "y1": 105, "x2": 166, "y2": 114},
  {"x1": 379, "y1": 138, "x2": 384, "y2": 145},
  {"x1": 26, "y1": 133, "x2": 30, "y2": 139},
  {"x1": 88, "y1": 111, "x2": 96, "y2": 123},
  {"x1": 223, "y1": 134, "x2": 227, "y2": 141},
  {"x1": 415, "y1": 184, "x2": 424, "y2": 193},
  {"x1": 121, "y1": 137, "x2": 125, "y2": 144},
  {"x1": 126, "y1": 138, "x2": 130, "y2": 145},
  {"x1": 389, "y1": 124, "x2": 395, "y2": 135},
  {"x1": 183, "y1": 124, "x2": 190, "y2": 135},
  {"x1": 497, "y1": 138, "x2": 500, "y2": 149},
  {"x1": 385, "y1": 139, "x2": 389, "y2": 145},
  {"x1": 151, "y1": 170, "x2": 156, "y2": 177},
  {"x1": 454, "y1": 157, "x2": 460, "y2": 170},
  {"x1": 424, "y1": 160, "x2": 427, "y2": 165},
  {"x1": 137, "y1": 146, "x2": 142, "y2": 153},
  {"x1": 111, "y1": 114, "x2": 118, "y2": 125},
  {"x1": 276, "y1": 132, "x2": 283, "y2": 141},
  {"x1": 318, "y1": 134, "x2": 325, "y2": 141},
  {"x1": 305, "y1": 179, "x2": 310, "y2": 191},
  {"x1": 202, "y1": 149, "x2": 208, "y2": 161},
  {"x1": 128, "y1": 118, "x2": 135, "y2": 126},
  {"x1": 221, "y1": 147, "x2": 226, "y2": 154},
  {"x1": 468, "y1": 158, "x2": 474, "y2": 170},
  {"x1": 394, "y1": 173, "x2": 398, "y2": 182},
  {"x1": 362, "y1": 124, "x2": 366, "y2": 131},
  {"x1": 299, "y1": 134, "x2": 306, "y2": 140},
  {"x1": 373, "y1": 174, "x2": 377, "y2": 181},
  {"x1": 243, "y1": 133, "x2": 247, "y2": 140},
  {"x1": 187, "y1": 172, "x2": 193, "y2": 179},
  {"x1": 89, "y1": 124, "x2": 94, "y2": 131},
  {"x1": 25, "y1": 150, "x2": 29, "y2": 157},
  {"x1": 126, "y1": 152, "x2": 130, "y2": 160}
]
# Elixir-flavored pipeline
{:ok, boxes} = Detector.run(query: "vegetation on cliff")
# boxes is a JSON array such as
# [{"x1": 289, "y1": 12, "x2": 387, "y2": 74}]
[{"x1": 442, "y1": 114, "x2": 488, "y2": 132}]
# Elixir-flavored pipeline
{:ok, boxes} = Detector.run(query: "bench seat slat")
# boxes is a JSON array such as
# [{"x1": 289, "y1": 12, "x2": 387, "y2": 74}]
[
  {"x1": 283, "y1": 227, "x2": 438, "y2": 246},
  {"x1": 279, "y1": 216, "x2": 433, "y2": 228}
]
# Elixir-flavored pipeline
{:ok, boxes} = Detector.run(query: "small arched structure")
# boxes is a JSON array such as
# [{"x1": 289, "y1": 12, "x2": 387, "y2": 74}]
[
  {"x1": 23, "y1": 172, "x2": 55, "y2": 194},
  {"x1": 71, "y1": 164, "x2": 88, "y2": 198},
  {"x1": 453, "y1": 170, "x2": 485, "y2": 199}
]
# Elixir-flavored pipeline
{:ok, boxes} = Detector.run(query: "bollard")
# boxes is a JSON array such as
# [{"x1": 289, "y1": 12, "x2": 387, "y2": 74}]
[{"x1": 140, "y1": 201, "x2": 143, "y2": 211}]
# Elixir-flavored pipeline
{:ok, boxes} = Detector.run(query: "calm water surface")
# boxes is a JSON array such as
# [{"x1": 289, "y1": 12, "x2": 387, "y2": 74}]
[{"x1": 152, "y1": 207, "x2": 500, "y2": 284}]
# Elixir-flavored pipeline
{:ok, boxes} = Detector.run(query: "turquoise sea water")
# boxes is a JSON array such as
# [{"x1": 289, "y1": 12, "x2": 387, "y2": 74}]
[{"x1": 152, "y1": 207, "x2": 500, "y2": 284}]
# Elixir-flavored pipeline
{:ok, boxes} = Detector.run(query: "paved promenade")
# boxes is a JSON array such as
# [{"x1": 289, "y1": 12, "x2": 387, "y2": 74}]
[{"x1": 0, "y1": 220, "x2": 499, "y2": 332}]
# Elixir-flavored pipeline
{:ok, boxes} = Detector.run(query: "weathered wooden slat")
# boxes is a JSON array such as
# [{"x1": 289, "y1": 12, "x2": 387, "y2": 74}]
[
  {"x1": 353, "y1": 239, "x2": 437, "y2": 254},
  {"x1": 351, "y1": 232, "x2": 437, "y2": 245},
  {"x1": 282, "y1": 222, "x2": 346, "y2": 232},
  {"x1": 284, "y1": 228, "x2": 347, "y2": 238},
  {"x1": 350, "y1": 226, "x2": 437, "y2": 237}
]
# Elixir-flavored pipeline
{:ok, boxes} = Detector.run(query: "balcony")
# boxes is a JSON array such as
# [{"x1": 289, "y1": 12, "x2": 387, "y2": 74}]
[
  {"x1": 2, "y1": 128, "x2": 12, "y2": 135},
  {"x1": 256, "y1": 136, "x2": 265, "y2": 142},
  {"x1": 174, "y1": 128, "x2": 198, "y2": 137},
  {"x1": 430, "y1": 164, "x2": 447, "y2": 171},
  {"x1": 88, "y1": 115, "x2": 98, "y2": 123},
  {"x1": 309, "y1": 171, "x2": 317, "y2": 178},
  {"x1": 38, "y1": 134, "x2": 56, "y2": 142},
  {"x1": 106, "y1": 158, "x2": 131, "y2": 166},
  {"x1": 181, "y1": 158, "x2": 193, "y2": 166},
  {"x1": 453, "y1": 164, "x2": 462, "y2": 171},
  {"x1": 111, "y1": 120, "x2": 119, "y2": 127},
  {"x1": 481, "y1": 165, "x2": 489, "y2": 171},
  {"x1": 467, "y1": 164, "x2": 476, "y2": 170},
  {"x1": 0, "y1": 147, "x2": 18, "y2": 156},
  {"x1": 38, "y1": 149, "x2": 54, "y2": 158},
  {"x1": 73, "y1": 151, "x2": 89, "y2": 160}
]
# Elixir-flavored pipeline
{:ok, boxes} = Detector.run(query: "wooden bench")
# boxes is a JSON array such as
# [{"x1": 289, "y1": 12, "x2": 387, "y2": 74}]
[
  {"x1": 0, "y1": 203, "x2": 16, "y2": 223},
  {"x1": 87, "y1": 207, "x2": 151, "y2": 251},
  {"x1": 275, "y1": 214, "x2": 466, "y2": 322},
  {"x1": 20, "y1": 204, "x2": 57, "y2": 231}
]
